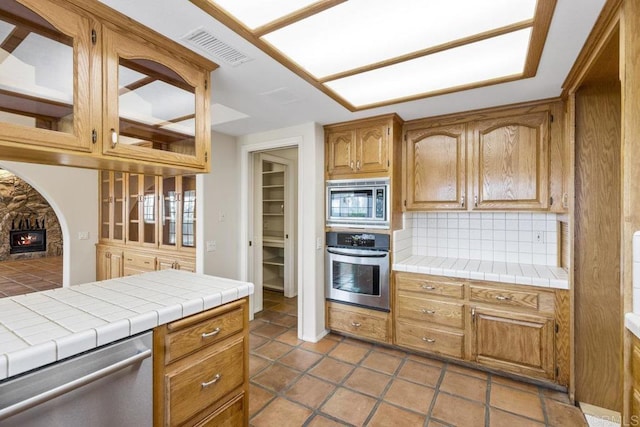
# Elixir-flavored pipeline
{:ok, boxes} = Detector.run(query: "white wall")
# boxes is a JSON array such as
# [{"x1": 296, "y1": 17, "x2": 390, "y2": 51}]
[
  {"x1": 238, "y1": 122, "x2": 326, "y2": 342},
  {"x1": 0, "y1": 161, "x2": 98, "y2": 286},
  {"x1": 198, "y1": 131, "x2": 240, "y2": 279}
]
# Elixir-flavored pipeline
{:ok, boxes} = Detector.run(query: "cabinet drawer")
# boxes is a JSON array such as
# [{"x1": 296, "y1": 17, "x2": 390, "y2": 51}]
[
  {"x1": 195, "y1": 393, "x2": 245, "y2": 427},
  {"x1": 166, "y1": 337, "x2": 244, "y2": 427},
  {"x1": 328, "y1": 305, "x2": 389, "y2": 343},
  {"x1": 123, "y1": 253, "x2": 156, "y2": 270},
  {"x1": 165, "y1": 307, "x2": 244, "y2": 363},
  {"x1": 470, "y1": 285, "x2": 539, "y2": 310},
  {"x1": 395, "y1": 321, "x2": 464, "y2": 358},
  {"x1": 397, "y1": 295, "x2": 464, "y2": 329},
  {"x1": 396, "y1": 274, "x2": 464, "y2": 299}
]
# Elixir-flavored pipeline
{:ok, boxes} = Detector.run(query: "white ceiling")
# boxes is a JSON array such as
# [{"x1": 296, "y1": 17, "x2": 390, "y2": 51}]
[{"x1": 99, "y1": 0, "x2": 606, "y2": 137}]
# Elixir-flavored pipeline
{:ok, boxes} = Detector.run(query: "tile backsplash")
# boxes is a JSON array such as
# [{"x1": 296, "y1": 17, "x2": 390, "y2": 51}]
[{"x1": 404, "y1": 212, "x2": 559, "y2": 266}]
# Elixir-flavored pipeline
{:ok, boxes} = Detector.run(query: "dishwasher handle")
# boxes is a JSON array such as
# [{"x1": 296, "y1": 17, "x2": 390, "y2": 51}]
[{"x1": 0, "y1": 349, "x2": 152, "y2": 421}]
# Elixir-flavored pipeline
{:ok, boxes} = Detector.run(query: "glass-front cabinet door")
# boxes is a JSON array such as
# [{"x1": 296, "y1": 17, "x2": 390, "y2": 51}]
[
  {"x1": 0, "y1": 0, "x2": 93, "y2": 151},
  {"x1": 181, "y1": 175, "x2": 196, "y2": 248},
  {"x1": 102, "y1": 27, "x2": 209, "y2": 169},
  {"x1": 99, "y1": 171, "x2": 124, "y2": 243},
  {"x1": 160, "y1": 176, "x2": 196, "y2": 251},
  {"x1": 127, "y1": 174, "x2": 157, "y2": 246}
]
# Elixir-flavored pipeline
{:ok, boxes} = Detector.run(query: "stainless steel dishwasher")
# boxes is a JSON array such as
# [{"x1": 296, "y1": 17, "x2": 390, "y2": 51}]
[{"x1": 0, "y1": 331, "x2": 152, "y2": 427}]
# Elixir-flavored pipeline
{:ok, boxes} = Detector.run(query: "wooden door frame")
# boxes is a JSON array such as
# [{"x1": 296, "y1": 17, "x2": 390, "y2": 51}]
[{"x1": 239, "y1": 137, "x2": 301, "y2": 321}]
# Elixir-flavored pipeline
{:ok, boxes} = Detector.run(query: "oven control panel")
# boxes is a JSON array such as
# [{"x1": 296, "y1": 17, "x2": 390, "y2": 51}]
[{"x1": 326, "y1": 232, "x2": 390, "y2": 250}]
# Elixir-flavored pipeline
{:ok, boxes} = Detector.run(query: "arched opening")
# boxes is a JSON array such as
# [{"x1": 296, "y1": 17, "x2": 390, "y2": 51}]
[{"x1": 0, "y1": 168, "x2": 63, "y2": 296}]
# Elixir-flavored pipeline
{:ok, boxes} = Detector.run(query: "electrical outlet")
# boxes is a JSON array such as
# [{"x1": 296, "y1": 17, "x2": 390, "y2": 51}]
[
  {"x1": 534, "y1": 231, "x2": 545, "y2": 243},
  {"x1": 206, "y1": 241, "x2": 217, "y2": 252},
  {"x1": 218, "y1": 211, "x2": 226, "y2": 222},
  {"x1": 78, "y1": 231, "x2": 89, "y2": 240},
  {"x1": 316, "y1": 237, "x2": 323, "y2": 250}
]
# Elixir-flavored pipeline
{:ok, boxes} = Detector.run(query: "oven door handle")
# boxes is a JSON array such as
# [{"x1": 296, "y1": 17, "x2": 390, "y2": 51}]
[{"x1": 327, "y1": 249, "x2": 388, "y2": 258}]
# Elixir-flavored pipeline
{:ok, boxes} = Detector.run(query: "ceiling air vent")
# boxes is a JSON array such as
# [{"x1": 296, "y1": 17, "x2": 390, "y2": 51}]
[{"x1": 182, "y1": 27, "x2": 252, "y2": 67}]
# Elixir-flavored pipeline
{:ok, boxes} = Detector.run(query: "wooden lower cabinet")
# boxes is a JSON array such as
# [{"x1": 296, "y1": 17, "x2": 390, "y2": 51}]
[
  {"x1": 327, "y1": 302, "x2": 391, "y2": 344},
  {"x1": 154, "y1": 298, "x2": 249, "y2": 427},
  {"x1": 631, "y1": 335, "x2": 640, "y2": 422},
  {"x1": 393, "y1": 272, "x2": 565, "y2": 385},
  {"x1": 396, "y1": 321, "x2": 464, "y2": 358},
  {"x1": 96, "y1": 243, "x2": 195, "y2": 280},
  {"x1": 472, "y1": 307, "x2": 555, "y2": 380},
  {"x1": 96, "y1": 246, "x2": 123, "y2": 280}
]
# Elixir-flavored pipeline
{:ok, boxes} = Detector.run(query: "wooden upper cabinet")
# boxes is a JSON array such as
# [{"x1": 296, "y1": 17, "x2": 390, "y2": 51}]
[
  {"x1": 326, "y1": 130, "x2": 356, "y2": 176},
  {"x1": 0, "y1": 0, "x2": 94, "y2": 153},
  {"x1": 355, "y1": 123, "x2": 389, "y2": 174},
  {"x1": 471, "y1": 111, "x2": 549, "y2": 210},
  {"x1": 405, "y1": 124, "x2": 466, "y2": 210},
  {"x1": 325, "y1": 114, "x2": 400, "y2": 179},
  {"x1": 102, "y1": 26, "x2": 210, "y2": 170},
  {"x1": 0, "y1": 0, "x2": 216, "y2": 174}
]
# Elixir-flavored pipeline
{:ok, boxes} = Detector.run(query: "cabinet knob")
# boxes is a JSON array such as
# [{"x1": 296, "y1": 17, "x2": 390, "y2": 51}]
[
  {"x1": 201, "y1": 373, "x2": 221, "y2": 388},
  {"x1": 421, "y1": 285, "x2": 436, "y2": 290},
  {"x1": 474, "y1": 195, "x2": 478, "y2": 207},
  {"x1": 110, "y1": 128, "x2": 118, "y2": 148},
  {"x1": 356, "y1": 160, "x2": 361, "y2": 170},
  {"x1": 351, "y1": 321, "x2": 361, "y2": 327},
  {"x1": 495, "y1": 295, "x2": 512, "y2": 301},
  {"x1": 461, "y1": 195, "x2": 465, "y2": 207},
  {"x1": 421, "y1": 309, "x2": 436, "y2": 315},
  {"x1": 350, "y1": 161, "x2": 354, "y2": 170},
  {"x1": 422, "y1": 337, "x2": 436, "y2": 343}
]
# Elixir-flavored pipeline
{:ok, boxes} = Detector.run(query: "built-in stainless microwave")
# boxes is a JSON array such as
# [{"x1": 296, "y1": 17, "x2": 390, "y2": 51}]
[{"x1": 326, "y1": 178, "x2": 389, "y2": 228}]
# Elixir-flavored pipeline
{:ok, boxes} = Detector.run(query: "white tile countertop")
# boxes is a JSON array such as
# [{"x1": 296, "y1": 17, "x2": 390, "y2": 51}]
[
  {"x1": 393, "y1": 255, "x2": 569, "y2": 289},
  {"x1": 626, "y1": 313, "x2": 640, "y2": 339},
  {"x1": 0, "y1": 269, "x2": 254, "y2": 381}
]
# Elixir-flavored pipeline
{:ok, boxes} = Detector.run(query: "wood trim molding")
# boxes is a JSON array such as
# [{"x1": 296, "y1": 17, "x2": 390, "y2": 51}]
[{"x1": 561, "y1": 0, "x2": 622, "y2": 96}]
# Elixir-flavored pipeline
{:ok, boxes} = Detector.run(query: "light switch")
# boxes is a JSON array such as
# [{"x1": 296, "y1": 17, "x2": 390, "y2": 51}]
[
  {"x1": 206, "y1": 241, "x2": 217, "y2": 252},
  {"x1": 218, "y1": 211, "x2": 226, "y2": 222}
]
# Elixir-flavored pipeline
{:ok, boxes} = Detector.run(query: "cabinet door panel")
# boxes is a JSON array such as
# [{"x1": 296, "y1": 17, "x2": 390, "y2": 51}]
[
  {"x1": 406, "y1": 124, "x2": 466, "y2": 210},
  {"x1": 472, "y1": 112, "x2": 549, "y2": 209},
  {"x1": 103, "y1": 28, "x2": 208, "y2": 169},
  {"x1": 0, "y1": 0, "x2": 93, "y2": 152},
  {"x1": 474, "y1": 308, "x2": 554, "y2": 379},
  {"x1": 326, "y1": 130, "x2": 355, "y2": 176},
  {"x1": 356, "y1": 124, "x2": 388, "y2": 173}
]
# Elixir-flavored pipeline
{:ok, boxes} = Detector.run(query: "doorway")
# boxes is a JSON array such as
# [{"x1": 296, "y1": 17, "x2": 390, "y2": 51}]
[
  {"x1": 249, "y1": 147, "x2": 299, "y2": 317},
  {"x1": 0, "y1": 168, "x2": 64, "y2": 296},
  {"x1": 573, "y1": 29, "x2": 622, "y2": 411}
]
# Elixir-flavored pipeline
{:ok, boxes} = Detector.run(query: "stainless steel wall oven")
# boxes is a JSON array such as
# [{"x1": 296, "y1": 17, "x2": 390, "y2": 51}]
[{"x1": 325, "y1": 231, "x2": 390, "y2": 311}]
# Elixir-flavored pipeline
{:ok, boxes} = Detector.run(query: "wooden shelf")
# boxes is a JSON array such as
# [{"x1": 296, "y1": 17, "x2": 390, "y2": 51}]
[{"x1": 263, "y1": 256, "x2": 285, "y2": 266}]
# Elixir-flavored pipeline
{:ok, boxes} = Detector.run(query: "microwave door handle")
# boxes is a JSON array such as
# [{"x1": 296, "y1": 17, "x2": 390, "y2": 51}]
[{"x1": 327, "y1": 249, "x2": 388, "y2": 258}]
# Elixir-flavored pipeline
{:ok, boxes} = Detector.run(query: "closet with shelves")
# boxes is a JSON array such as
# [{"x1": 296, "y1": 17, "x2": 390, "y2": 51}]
[{"x1": 261, "y1": 160, "x2": 286, "y2": 292}]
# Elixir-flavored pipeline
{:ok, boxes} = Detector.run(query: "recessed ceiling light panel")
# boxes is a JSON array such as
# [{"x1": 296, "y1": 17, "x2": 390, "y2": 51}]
[
  {"x1": 263, "y1": 0, "x2": 537, "y2": 78},
  {"x1": 325, "y1": 28, "x2": 532, "y2": 107},
  {"x1": 213, "y1": 0, "x2": 319, "y2": 29}
]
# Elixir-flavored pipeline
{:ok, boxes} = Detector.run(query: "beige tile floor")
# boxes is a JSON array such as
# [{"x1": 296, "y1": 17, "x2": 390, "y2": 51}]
[
  {"x1": 250, "y1": 290, "x2": 587, "y2": 427},
  {"x1": 0, "y1": 256, "x2": 62, "y2": 297}
]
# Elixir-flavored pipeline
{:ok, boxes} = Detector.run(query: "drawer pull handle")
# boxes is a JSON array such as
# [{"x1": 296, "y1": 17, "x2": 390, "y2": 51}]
[
  {"x1": 201, "y1": 373, "x2": 221, "y2": 388},
  {"x1": 422, "y1": 285, "x2": 436, "y2": 290},
  {"x1": 421, "y1": 309, "x2": 436, "y2": 314},
  {"x1": 422, "y1": 337, "x2": 436, "y2": 343},
  {"x1": 351, "y1": 322, "x2": 361, "y2": 327},
  {"x1": 495, "y1": 295, "x2": 512, "y2": 301},
  {"x1": 201, "y1": 327, "x2": 221, "y2": 338}
]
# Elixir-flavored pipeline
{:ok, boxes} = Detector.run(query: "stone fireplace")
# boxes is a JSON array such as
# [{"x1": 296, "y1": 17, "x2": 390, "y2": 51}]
[{"x1": 0, "y1": 169, "x2": 62, "y2": 261}]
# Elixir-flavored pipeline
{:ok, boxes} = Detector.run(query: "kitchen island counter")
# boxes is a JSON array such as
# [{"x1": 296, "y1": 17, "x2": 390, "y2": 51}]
[{"x1": 0, "y1": 269, "x2": 254, "y2": 380}]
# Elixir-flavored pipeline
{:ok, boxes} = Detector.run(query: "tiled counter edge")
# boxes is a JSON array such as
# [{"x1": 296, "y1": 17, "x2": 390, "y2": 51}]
[{"x1": 0, "y1": 269, "x2": 254, "y2": 380}]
